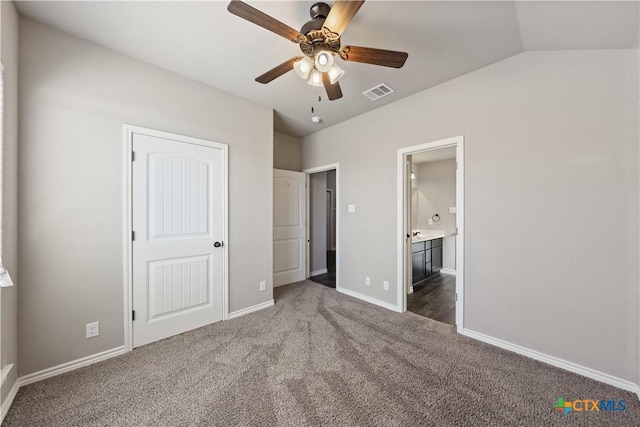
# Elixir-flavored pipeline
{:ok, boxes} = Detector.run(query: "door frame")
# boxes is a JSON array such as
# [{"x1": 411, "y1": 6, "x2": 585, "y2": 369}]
[
  {"x1": 397, "y1": 136, "x2": 464, "y2": 332},
  {"x1": 122, "y1": 124, "x2": 229, "y2": 352},
  {"x1": 302, "y1": 163, "x2": 339, "y2": 288}
]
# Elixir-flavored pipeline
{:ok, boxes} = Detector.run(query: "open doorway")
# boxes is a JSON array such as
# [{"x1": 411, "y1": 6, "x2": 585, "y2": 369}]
[
  {"x1": 397, "y1": 137, "x2": 464, "y2": 332},
  {"x1": 304, "y1": 165, "x2": 339, "y2": 289},
  {"x1": 407, "y1": 148, "x2": 456, "y2": 324}
]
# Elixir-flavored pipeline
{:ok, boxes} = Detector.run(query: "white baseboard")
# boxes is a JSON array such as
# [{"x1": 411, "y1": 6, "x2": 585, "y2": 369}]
[
  {"x1": 0, "y1": 375, "x2": 19, "y2": 423},
  {"x1": 337, "y1": 286, "x2": 402, "y2": 313},
  {"x1": 228, "y1": 299, "x2": 274, "y2": 320},
  {"x1": 310, "y1": 268, "x2": 328, "y2": 277},
  {"x1": 461, "y1": 328, "x2": 638, "y2": 394},
  {"x1": 20, "y1": 346, "x2": 126, "y2": 387},
  {"x1": 0, "y1": 364, "x2": 13, "y2": 387},
  {"x1": 440, "y1": 268, "x2": 456, "y2": 276}
]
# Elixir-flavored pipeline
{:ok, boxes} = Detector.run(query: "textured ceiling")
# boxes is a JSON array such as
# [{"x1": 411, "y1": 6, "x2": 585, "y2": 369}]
[{"x1": 15, "y1": 1, "x2": 639, "y2": 137}]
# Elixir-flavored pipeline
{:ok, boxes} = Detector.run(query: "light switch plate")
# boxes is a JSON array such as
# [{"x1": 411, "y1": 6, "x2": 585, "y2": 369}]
[{"x1": 348, "y1": 204, "x2": 356, "y2": 213}]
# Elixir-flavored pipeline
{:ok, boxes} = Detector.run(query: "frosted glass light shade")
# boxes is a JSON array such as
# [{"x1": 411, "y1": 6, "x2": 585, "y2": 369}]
[
  {"x1": 294, "y1": 57, "x2": 313, "y2": 80},
  {"x1": 327, "y1": 64, "x2": 345, "y2": 84},
  {"x1": 307, "y1": 69, "x2": 323, "y2": 87},
  {"x1": 314, "y1": 51, "x2": 334, "y2": 73}
]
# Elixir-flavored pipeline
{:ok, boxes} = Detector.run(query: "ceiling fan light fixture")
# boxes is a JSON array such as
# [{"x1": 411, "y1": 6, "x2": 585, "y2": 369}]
[
  {"x1": 294, "y1": 57, "x2": 314, "y2": 80},
  {"x1": 327, "y1": 64, "x2": 345, "y2": 84},
  {"x1": 307, "y1": 69, "x2": 323, "y2": 87},
  {"x1": 314, "y1": 51, "x2": 334, "y2": 73}
]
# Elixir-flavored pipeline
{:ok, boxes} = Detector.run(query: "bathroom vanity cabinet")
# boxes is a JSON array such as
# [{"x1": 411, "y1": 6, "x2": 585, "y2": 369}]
[{"x1": 411, "y1": 238, "x2": 443, "y2": 285}]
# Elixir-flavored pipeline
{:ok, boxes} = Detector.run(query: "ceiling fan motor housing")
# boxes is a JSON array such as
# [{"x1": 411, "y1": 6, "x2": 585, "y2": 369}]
[
  {"x1": 310, "y1": 3, "x2": 330, "y2": 19},
  {"x1": 299, "y1": 2, "x2": 340, "y2": 57}
]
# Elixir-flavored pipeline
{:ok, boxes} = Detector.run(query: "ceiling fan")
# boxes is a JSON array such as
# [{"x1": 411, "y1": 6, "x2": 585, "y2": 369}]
[{"x1": 227, "y1": 0, "x2": 408, "y2": 101}]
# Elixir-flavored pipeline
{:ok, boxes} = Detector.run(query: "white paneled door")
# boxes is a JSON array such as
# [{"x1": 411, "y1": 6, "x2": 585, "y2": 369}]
[
  {"x1": 273, "y1": 169, "x2": 306, "y2": 286},
  {"x1": 132, "y1": 132, "x2": 226, "y2": 348}
]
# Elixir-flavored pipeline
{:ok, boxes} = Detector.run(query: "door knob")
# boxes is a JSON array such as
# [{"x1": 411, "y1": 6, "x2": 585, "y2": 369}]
[{"x1": 214, "y1": 242, "x2": 223, "y2": 248}]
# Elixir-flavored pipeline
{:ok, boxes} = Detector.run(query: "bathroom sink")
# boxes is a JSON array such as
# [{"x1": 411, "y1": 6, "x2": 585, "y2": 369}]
[{"x1": 412, "y1": 230, "x2": 445, "y2": 242}]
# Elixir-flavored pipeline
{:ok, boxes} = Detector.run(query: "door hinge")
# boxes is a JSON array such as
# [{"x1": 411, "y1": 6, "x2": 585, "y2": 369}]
[
  {"x1": 455, "y1": 293, "x2": 458, "y2": 302},
  {"x1": 132, "y1": 151, "x2": 135, "y2": 161},
  {"x1": 132, "y1": 310, "x2": 136, "y2": 321},
  {"x1": 132, "y1": 231, "x2": 135, "y2": 241}
]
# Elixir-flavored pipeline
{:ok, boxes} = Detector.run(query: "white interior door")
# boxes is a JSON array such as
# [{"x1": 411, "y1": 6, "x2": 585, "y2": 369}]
[
  {"x1": 273, "y1": 169, "x2": 306, "y2": 286},
  {"x1": 132, "y1": 132, "x2": 226, "y2": 348}
]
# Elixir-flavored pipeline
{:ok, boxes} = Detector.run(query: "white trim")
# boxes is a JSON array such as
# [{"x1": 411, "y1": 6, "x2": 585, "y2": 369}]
[
  {"x1": 407, "y1": 285, "x2": 414, "y2": 294},
  {"x1": 123, "y1": 126, "x2": 133, "y2": 352},
  {"x1": 0, "y1": 375, "x2": 19, "y2": 424},
  {"x1": 305, "y1": 173, "x2": 311, "y2": 279},
  {"x1": 303, "y1": 163, "x2": 340, "y2": 289},
  {"x1": 123, "y1": 125, "x2": 229, "y2": 351},
  {"x1": 228, "y1": 300, "x2": 274, "y2": 320},
  {"x1": 337, "y1": 287, "x2": 403, "y2": 313},
  {"x1": 461, "y1": 329, "x2": 638, "y2": 394},
  {"x1": 0, "y1": 269, "x2": 14, "y2": 288},
  {"x1": 440, "y1": 268, "x2": 457, "y2": 276},
  {"x1": 637, "y1": 4, "x2": 640, "y2": 400},
  {"x1": 397, "y1": 136, "x2": 464, "y2": 333},
  {"x1": 19, "y1": 346, "x2": 126, "y2": 387},
  {"x1": 0, "y1": 364, "x2": 12, "y2": 387},
  {"x1": 310, "y1": 268, "x2": 328, "y2": 276}
]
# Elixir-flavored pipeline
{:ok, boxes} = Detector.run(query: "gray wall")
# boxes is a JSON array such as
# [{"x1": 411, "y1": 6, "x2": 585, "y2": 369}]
[
  {"x1": 18, "y1": 18, "x2": 274, "y2": 376},
  {"x1": 302, "y1": 50, "x2": 639, "y2": 383},
  {"x1": 0, "y1": 0, "x2": 19, "y2": 402},
  {"x1": 274, "y1": 131, "x2": 301, "y2": 172},
  {"x1": 310, "y1": 172, "x2": 327, "y2": 274},
  {"x1": 416, "y1": 160, "x2": 456, "y2": 270}
]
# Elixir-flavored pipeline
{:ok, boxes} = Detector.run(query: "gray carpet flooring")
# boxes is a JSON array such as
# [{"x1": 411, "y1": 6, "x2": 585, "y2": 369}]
[{"x1": 4, "y1": 280, "x2": 640, "y2": 426}]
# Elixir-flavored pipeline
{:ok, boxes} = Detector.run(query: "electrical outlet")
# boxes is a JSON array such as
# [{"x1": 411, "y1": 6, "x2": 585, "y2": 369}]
[
  {"x1": 383, "y1": 281, "x2": 389, "y2": 291},
  {"x1": 86, "y1": 322, "x2": 99, "y2": 339},
  {"x1": 365, "y1": 276, "x2": 370, "y2": 286},
  {"x1": 259, "y1": 281, "x2": 266, "y2": 292}
]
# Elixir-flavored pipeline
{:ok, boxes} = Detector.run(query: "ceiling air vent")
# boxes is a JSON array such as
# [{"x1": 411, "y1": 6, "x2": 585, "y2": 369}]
[{"x1": 362, "y1": 83, "x2": 395, "y2": 101}]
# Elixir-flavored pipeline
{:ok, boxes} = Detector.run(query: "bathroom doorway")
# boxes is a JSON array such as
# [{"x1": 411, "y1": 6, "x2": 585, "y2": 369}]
[
  {"x1": 397, "y1": 137, "x2": 464, "y2": 331},
  {"x1": 304, "y1": 164, "x2": 339, "y2": 288}
]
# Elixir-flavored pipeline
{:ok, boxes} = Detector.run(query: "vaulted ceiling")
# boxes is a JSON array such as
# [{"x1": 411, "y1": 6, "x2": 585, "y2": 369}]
[{"x1": 15, "y1": 1, "x2": 639, "y2": 137}]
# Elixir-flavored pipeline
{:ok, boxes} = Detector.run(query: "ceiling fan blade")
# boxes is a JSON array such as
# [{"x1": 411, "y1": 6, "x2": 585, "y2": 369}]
[
  {"x1": 255, "y1": 57, "x2": 303, "y2": 84},
  {"x1": 228, "y1": 1, "x2": 306, "y2": 43},
  {"x1": 322, "y1": 72, "x2": 343, "y2": 101},
  {"x1": 340, "y1": 46, "x2": 408, "y2": 68},
  {"x1": 322, "y1": 1, "x2": 365, "y2": 37}
]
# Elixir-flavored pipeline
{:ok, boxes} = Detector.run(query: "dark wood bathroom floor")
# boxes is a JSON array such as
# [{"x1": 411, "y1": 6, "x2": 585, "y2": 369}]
[
  {"x1": 310, "y1": 250, "x2": 336, "y2": 288},
  {"x1": 407, "y1": 273, "x2": 456, "y2": 325}
]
